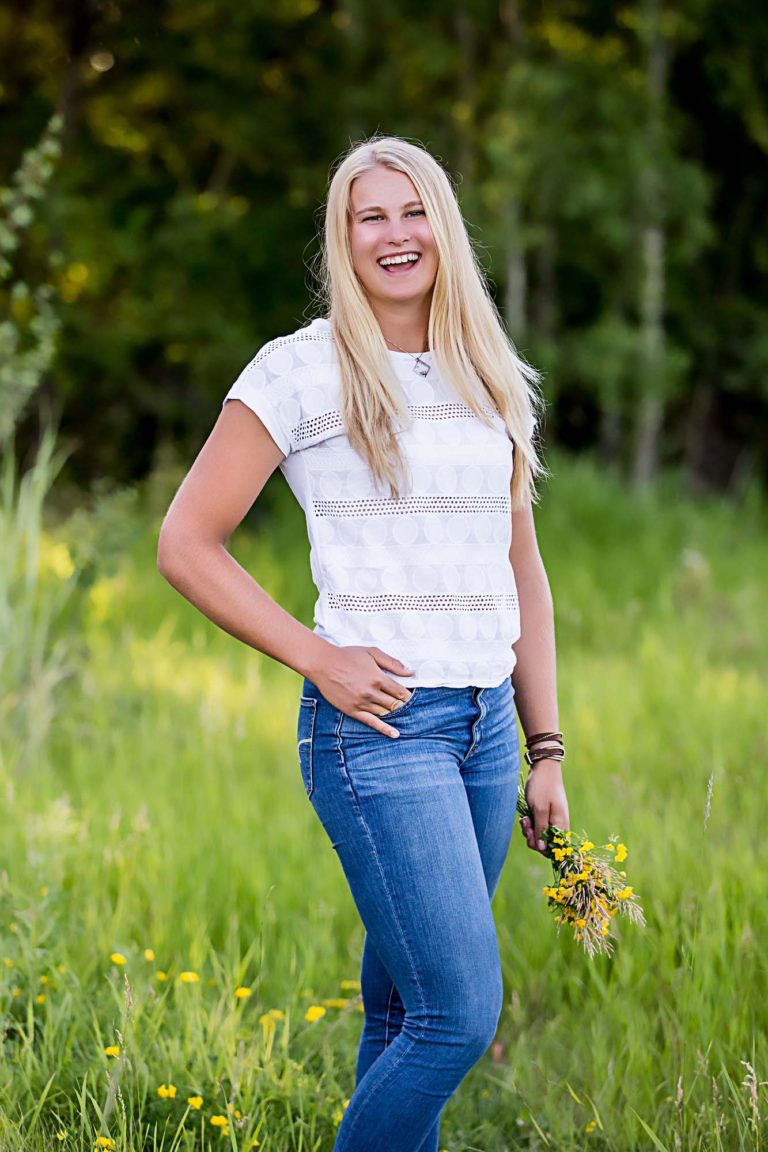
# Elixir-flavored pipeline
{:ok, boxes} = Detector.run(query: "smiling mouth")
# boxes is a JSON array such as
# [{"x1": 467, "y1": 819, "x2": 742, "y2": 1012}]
[{"x1": 377, "y1": 253, "x2": 422, "y2": 274}]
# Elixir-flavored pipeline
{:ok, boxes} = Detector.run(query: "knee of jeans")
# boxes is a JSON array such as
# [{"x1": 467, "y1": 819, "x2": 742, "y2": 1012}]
[{"x1": 426, "y1": 969, "x2": 504, "y2": 1055}]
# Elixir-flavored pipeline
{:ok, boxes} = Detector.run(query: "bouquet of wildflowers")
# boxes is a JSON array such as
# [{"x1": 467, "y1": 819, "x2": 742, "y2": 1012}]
[{"x1": 517, "y1": 780, "x2": 645, "y2": 957}]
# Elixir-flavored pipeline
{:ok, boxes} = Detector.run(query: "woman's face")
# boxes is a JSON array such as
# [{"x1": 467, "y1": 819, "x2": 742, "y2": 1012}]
[{"x1": 348, "y1": 166, "x2": 438, "y2": 315}]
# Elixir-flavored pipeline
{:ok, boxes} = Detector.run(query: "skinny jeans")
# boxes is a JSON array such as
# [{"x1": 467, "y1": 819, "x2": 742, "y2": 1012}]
[{"x1": 296, "y1": 676, "x2": 520, "y2": 1152}]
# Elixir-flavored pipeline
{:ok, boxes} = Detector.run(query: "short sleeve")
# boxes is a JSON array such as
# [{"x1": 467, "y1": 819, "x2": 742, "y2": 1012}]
[{"x1": 222, "y1": 344, "x2": 299, "y2": 458}]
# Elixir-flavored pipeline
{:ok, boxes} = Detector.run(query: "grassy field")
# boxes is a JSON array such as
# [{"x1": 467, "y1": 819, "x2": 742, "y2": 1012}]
[{"x1": 1, "y1": 444, "x2": 766, "y2": 1151}]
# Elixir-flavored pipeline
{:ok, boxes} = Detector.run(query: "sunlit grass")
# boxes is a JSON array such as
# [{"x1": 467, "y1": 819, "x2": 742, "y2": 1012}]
[{"x1": 0, "y1": 449, "x2": 766, "y2": 1150}]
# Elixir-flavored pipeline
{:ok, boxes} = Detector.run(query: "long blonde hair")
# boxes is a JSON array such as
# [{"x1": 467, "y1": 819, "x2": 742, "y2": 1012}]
[{"x1": 312, "y1": 134, "x2": 547, "y2": 508}]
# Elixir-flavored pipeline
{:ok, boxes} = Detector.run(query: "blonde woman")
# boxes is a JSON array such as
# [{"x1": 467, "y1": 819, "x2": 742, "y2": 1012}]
[{"x1": 158, "y1": 135, "x2": 570, "y2": 1151}]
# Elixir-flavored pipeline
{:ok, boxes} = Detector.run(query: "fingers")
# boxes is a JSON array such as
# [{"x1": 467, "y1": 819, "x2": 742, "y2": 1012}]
[
  {"x1": 519, "y1": 811, "x2": 550, "y2": 855},
  {"x1": 352, "y1": 709, "x2": 402, "y2": 738},
  {"x1": 368, "y1": 648, "x2": 415, "y2": 677}
]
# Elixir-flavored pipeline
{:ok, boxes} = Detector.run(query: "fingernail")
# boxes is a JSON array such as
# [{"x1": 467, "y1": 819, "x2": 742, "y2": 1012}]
[
  {"x1": 537, "y1": 840, "x2": 546, "y2": 851},
  {"x1": 389, "y1": 729, "x2": 400, "y2": 738}
]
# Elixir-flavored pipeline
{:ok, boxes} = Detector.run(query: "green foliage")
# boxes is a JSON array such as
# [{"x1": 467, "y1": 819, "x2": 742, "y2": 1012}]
[
  {"x1": 2, "y1": 2, "x2": 767, "y2": 489},
  {"x1": 0, "y1": 113, "x2": 64, "y2": 446}
]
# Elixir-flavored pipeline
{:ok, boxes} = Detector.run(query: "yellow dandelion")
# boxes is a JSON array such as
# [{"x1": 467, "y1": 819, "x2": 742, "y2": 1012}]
[
  {"x1": 35, "y1": 993, "x2": 46, "y2": 1004},
  {"x1": 155, "y1": 970, "x2": 168, "y2": 981},
  {"x1": 187, "y1": 1095, "x2": 203, "y2": 1110},
  {"x1": 104, "y1": 1045, "x2": 120, "y2": 1057},
  {"x1": 94, "y1": 1139, "x2": 115, "y2": 1150},
  {"x1": 235, "y1": 986, "x2": 252, "y2": 999},
  {"x1": 109, "y1": 952, "x2": 127, "y2": 966},
  {"x1": 157, "y1": 1083, "x2": 177, "y2": 1099},
  {"x1": 179, "y1": 970, "x2": 199, "y2": 983},
  {"x1": 305, "y1": 1004, "x2": 326, "y2": 1022},
  {"x1": 143, "y1": 948, "x2": 155, "y2": 961},
  {"x1": 210, "y1": 1114, "x2": 229, "y2": 1128}
]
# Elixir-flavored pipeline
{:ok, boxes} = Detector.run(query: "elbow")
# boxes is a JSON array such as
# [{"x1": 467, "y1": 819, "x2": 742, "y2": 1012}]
[{"x1": 156, "y1": 521, "x2": 189, "y2": 584}]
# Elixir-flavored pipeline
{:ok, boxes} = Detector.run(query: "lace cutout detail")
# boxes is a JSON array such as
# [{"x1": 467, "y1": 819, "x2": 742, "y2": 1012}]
[
  {"x1": 328, "y1": 592, "x2": 519, "y2": 613},
  {"x1": 314, "y1": 495, "x2": 510, "y2": 518}
]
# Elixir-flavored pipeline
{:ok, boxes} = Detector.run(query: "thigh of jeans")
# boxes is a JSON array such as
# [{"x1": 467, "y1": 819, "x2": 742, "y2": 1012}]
[{"x1": 299, "y1": 680, "x2": 514, "y2": 1022}]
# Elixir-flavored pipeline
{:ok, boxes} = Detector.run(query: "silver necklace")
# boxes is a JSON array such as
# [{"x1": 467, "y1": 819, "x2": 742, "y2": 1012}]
[{"x1": 385, "y1": 337, "x2": 431, "y2": 377}]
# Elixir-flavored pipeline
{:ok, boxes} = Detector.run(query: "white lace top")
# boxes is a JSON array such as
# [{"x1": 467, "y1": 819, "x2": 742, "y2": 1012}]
[{"x1": 222, "y1": 317, "x2": 533, "y2": 688}]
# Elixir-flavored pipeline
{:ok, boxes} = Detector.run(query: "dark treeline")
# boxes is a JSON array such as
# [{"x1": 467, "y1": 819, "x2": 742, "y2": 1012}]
[{"x1": 2, "y1": 0, "x2": 767, "y2": 496}]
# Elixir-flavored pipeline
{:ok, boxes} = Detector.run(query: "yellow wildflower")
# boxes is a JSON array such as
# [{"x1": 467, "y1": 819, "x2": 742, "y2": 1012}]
[
  {"x1": 580, "y1": 841, "x2": 594, "y2": 852},
  {"x1": 157, "y1": 1083, "x2": 177, "y2": 1099},
  {"x1": 340, "y1": 979, "x2": 361, "y2": 990},
  {"x1": 35, "y1": 993, "x2": 46, "y2": 1004},
  {"x1": 268, "y1": 1008, "x2": 285, "y2": 1019},
  {"x1": 144, "y1": 948, "x2": 155, "y2": 961},
  {"x1": 179, "y1": 970, "x2": 199, "y2": 983},
  {"x1": 585, "y1": 1119, "x2": 597, "y2": 1133},
  {"x1": 39, "y1": 975, "x2": 49, "y2": 985},
  {"x1": 615, "y1": 843, "x2": 627, "y2": 863},
  {"x1": 104, "y1": 1045, "x2": 120, "y2": 1057},
  {"x1": 155, "y1": 970, "x2": 168, "y2": 981},
  {"x1": 109, "y1": 952, "x2": 127, "y2": 966},
  {"x1": 2, "y1": 957, "x2": 12, "y2": 968},
  {"x1": 305, "y1": 1004, "x2": 326, "y2": 1022},
  {"x1": 576, "y1": 918, "x2": 587, "y2": 928},
  {"x1": 235, "y1": 986, "x2": 252, "y2": 999},
  {"x1": 187, "y1": 1095, "x2": 203, "y2": 1110},
  {"x1": 210, "y1": 1115, "x2": 229, "y2": 1128},
  {"x1": 94, "y1": 1140, "x2": 115, "y2": 1150},
  {"x1": 56, "y1": 1133, "x2": 67, "y2": 1143}
]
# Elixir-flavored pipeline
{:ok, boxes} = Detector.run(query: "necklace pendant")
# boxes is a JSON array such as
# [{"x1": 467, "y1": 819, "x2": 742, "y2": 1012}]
[{"x1": 413, "y1": 357, "x2": 431, "y2": 377}]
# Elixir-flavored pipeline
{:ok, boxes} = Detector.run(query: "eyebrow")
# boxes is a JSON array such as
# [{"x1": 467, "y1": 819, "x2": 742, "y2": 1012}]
[{"x1": 353, "y1": 200, "x2": 423, "y2": 217}]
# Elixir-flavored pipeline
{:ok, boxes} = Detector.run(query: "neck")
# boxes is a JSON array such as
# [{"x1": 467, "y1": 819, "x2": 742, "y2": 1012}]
[{"x1": 371, "y1": 299, "x2": 431, "y2": 354}]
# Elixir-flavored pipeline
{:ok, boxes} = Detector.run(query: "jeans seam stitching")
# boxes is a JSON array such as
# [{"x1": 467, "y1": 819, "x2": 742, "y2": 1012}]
[
  {"x1": 334, "y1": 725, "x2": 429, "y2": 1142},
  {"x1": 460, "y1": 687, "x2": 485, "y2": 766},
  {"x1": 299, "y1": 698, "x2": 317, "y2": 798},
  {"x1": 383, "y1": 980, "x2": 397, "y2": 1047}
]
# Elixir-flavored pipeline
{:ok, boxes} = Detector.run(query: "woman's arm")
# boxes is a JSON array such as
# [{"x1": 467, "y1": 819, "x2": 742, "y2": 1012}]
[
  {"x1": 509, "y1": 499, "x2": 570, "y2": 853},
  {"x1": 157, "y1": 400, "x2": 414, "y2": 734}
]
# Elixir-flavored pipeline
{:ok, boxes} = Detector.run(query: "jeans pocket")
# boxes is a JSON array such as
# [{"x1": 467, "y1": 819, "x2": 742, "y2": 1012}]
[
  {"x1": 297, "y1": 695, "x2": 318, "y2": 799},
  {"x1": 379, "y1": 687, "x2": 420, "y2": 720}
]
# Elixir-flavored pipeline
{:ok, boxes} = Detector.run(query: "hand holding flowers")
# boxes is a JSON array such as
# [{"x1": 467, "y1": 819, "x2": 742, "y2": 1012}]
[{"x1": 517, "y1": 776, "x2": 645, "y2": 958}]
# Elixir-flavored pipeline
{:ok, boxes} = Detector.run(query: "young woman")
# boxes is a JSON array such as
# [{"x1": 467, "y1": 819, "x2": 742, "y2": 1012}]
[{"x1": 158, "y1": 135, "x2": 570, "y2": 1152}]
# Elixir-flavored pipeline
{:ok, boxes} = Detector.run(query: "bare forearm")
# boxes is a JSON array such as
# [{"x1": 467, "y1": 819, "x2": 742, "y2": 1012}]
[
  {"x1": 511, "y1": 560, "x2": 559, "y2": 739},
  {"x1": 157, "y1": 536, "x2": 331, "y2": 680}
]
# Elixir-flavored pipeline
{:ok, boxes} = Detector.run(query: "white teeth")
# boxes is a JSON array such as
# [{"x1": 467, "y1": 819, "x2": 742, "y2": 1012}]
[{"x1": 379, "y1": 253, "x2": 420, "y2": 267}]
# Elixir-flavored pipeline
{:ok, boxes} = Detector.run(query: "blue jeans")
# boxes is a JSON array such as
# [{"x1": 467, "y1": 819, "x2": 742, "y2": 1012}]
[{"x1": 297, "y1": 677, "x2": 520, "y2": 1151}]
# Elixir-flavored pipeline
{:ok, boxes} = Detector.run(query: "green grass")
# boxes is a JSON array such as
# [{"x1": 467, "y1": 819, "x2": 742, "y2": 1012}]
[{"x1": 0, "y1": 447, "x2": 766, "y2": 1151}]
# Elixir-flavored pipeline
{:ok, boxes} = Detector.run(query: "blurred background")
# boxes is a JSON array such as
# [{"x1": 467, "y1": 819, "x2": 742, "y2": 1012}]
[
  {"x1": 4, "y1": 0, "x2": 768, "y2": 497},
  {"x1": 1, "y1": 4, "x2": 767, "y2": 1150}
]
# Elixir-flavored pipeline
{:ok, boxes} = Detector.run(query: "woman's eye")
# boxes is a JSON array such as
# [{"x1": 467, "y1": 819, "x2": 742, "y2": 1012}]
[{"x1": 362, "y1": 209, "x2": 425, "y2": 222}]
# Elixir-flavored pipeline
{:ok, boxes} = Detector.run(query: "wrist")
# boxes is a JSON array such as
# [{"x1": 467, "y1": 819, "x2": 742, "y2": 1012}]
[{"x1": 295, "y1": 634, "x2": 336, "y2": 682}]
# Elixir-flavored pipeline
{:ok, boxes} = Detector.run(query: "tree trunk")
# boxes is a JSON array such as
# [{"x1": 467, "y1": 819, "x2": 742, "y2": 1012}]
[{"x1": 631, "y1": 0, "x2": 670, "y2": 490}]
